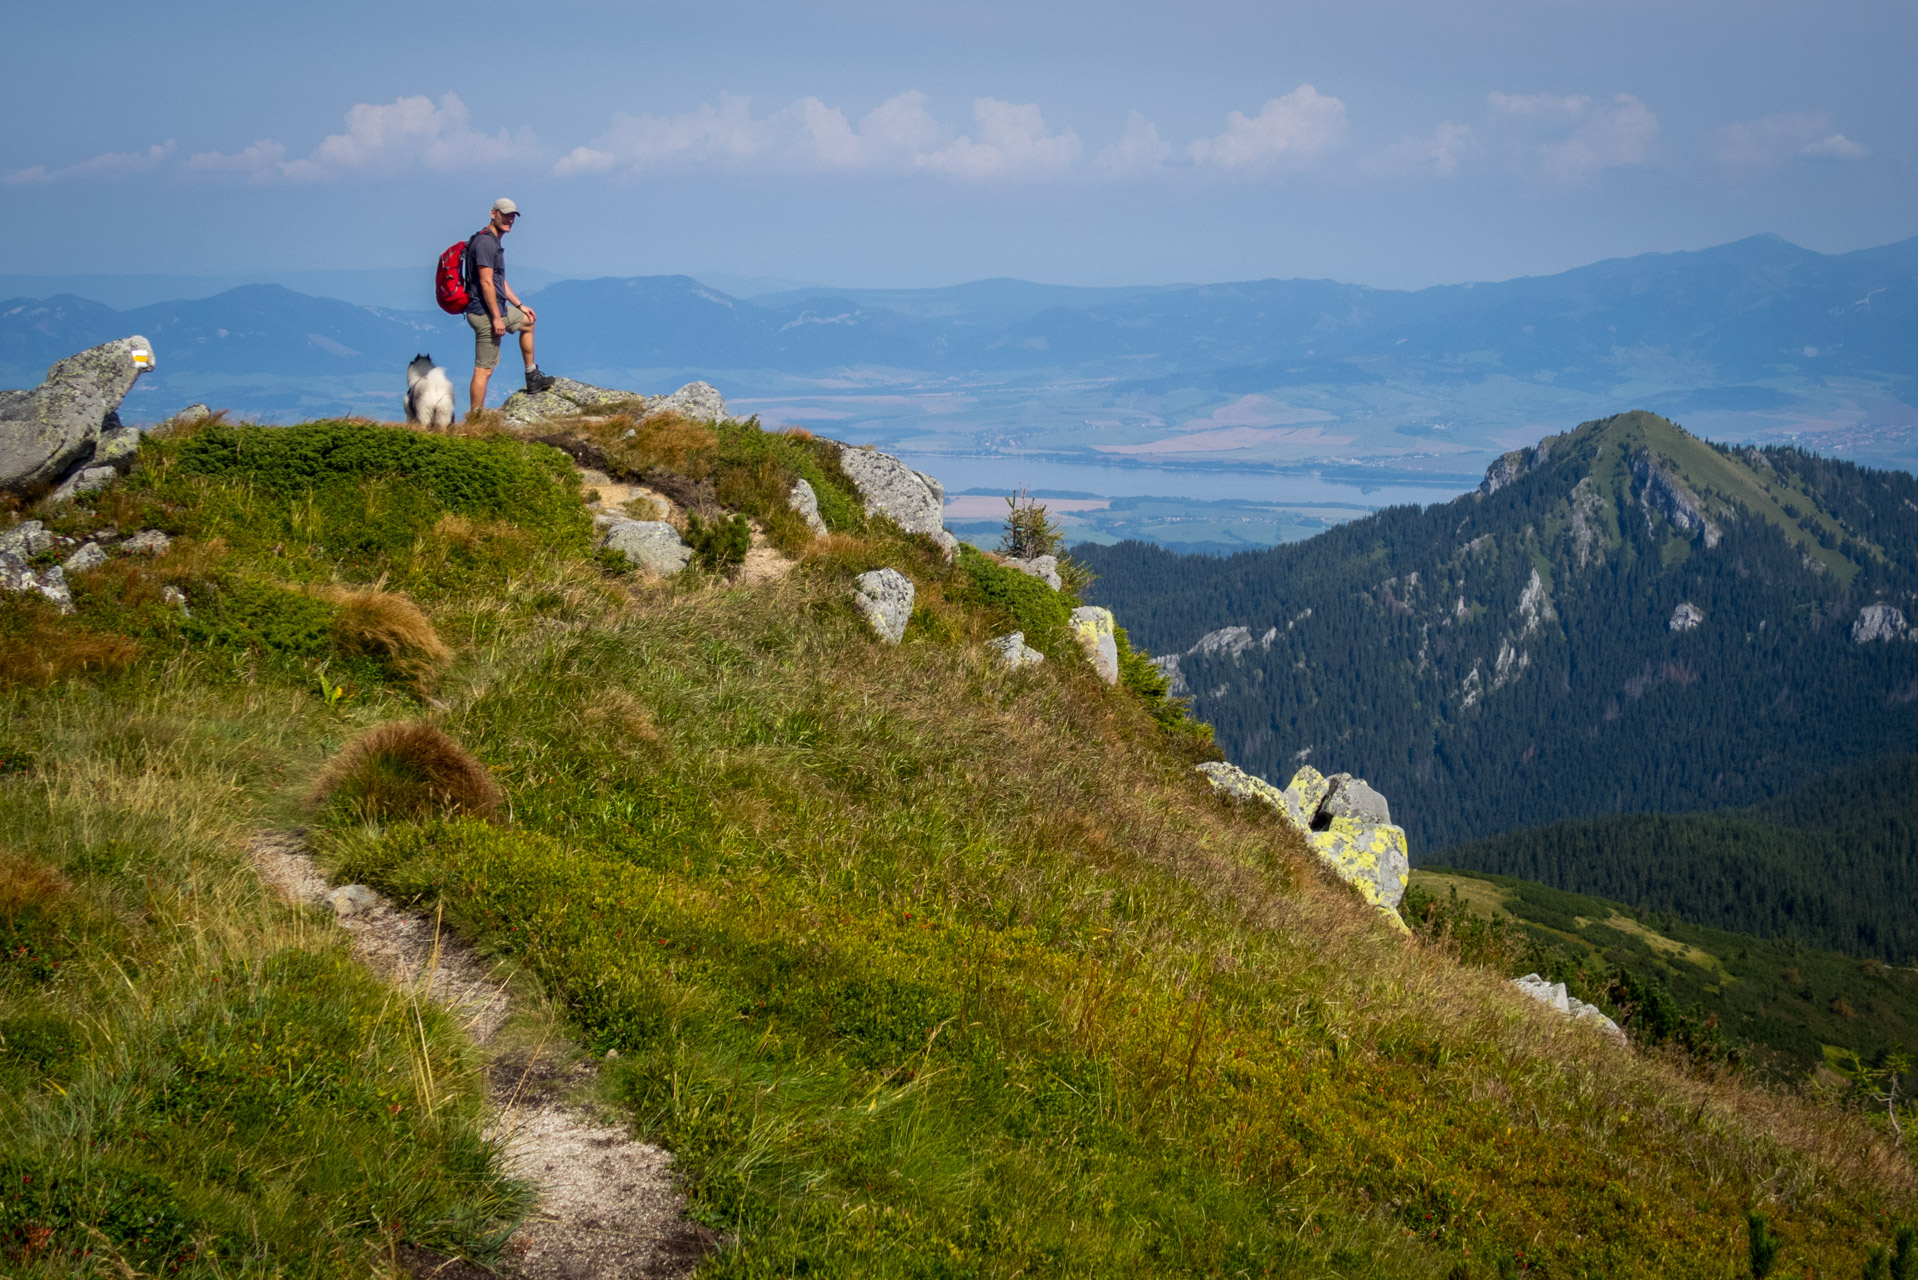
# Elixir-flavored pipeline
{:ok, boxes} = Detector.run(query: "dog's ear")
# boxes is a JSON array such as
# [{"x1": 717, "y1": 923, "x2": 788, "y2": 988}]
[{"x1": 423, "y1": 353, "x2": 433, "y2": 364}]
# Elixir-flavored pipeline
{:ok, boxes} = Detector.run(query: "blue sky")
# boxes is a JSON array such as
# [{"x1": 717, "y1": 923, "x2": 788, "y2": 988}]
[{"x1": 6, "y1": 0, "x2": 1913, "y2": 291}]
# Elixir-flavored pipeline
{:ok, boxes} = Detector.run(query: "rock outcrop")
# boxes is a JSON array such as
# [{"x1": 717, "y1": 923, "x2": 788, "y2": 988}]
[
  {"x1": 1, "y1": 336, "x2": 154, "y2": 493},
  {"x1": 853, "y1": 569, "x2": 915, "y2": 644},
  {"x1": 1069, "y1": 606, "x2": 1119, "y2": 684},
  {"x1": 1, "y1": 519, "x2": 165, "y2": 613},
  {"x1": 1853, "y1": 604, "x2": 1911, "y2": 644},
  {"x1": 1669, "y1": 602, "x2": 1705, "y2": 633},
  {"x1": 1512, "y1": 973, "x2": 1626, "y2": 1043},
  {"x1": 1195, "y1": 761, "x2": 1411, "y2": 930},
  {"x1": 599, "y1": 519, "x2": 692, "y2": 577},
  {"x1": 788, "y1": 479, "x2": 828, "y2": 538},
  {"x1": 1478, "y1": 437, "x2": 1552, "y2": 497},
  {"x1": 501, "y1": 377, "x2": 730, "y2": 427},
  {"x1": 835, "y1": 445, "x2": 959, "y2": 558},
  {"x1": 986, "y1": 631, "x2": 1045, "y2": 669},
  {"x1": 1631, "y1": 451, "x2": 1722, "y2": 547}
]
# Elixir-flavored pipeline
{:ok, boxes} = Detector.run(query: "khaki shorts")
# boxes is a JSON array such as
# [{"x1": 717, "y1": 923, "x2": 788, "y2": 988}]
[{"x1": 468, "y1": 303, "x2": 527, "y2": 370}]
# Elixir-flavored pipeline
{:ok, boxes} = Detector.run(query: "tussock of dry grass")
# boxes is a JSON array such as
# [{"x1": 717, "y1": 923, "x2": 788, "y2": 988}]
[
  {"x1": 0, "y1": 847, "x2": 70, "y2": 922},
  {"x1": 0, "y1": 614, "x2": 140, "y2": 687},
  {"x1": 313, "y1": 721, "x2": 501, "y2": 821},
  {"x1": 328, "y1": 589, "x2": 452, "y2": 693}
]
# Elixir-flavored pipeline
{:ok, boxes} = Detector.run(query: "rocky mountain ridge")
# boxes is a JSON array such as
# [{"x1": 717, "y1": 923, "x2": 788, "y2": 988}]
[{"x1": 1083, "y1": 410, "x2": 1918, "y2": 851}]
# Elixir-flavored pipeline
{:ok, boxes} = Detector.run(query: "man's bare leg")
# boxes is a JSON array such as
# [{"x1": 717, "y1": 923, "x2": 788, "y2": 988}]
[
  {"x1": 468, "y1": 366, "x2": 493, "y2": 421},
  {"x1": 519, "y1": 320, "x2": 537, "y2": 373}
]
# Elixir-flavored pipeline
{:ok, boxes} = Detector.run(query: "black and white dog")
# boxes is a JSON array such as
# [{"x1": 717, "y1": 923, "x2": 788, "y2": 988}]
[{"x1": 403, "y1": 353, "x2": 456, "y2": 428}]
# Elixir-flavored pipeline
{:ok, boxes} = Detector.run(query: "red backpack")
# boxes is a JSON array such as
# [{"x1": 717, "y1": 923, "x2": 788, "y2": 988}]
[{"x1": 434, "y1": 238, "x2": 471, "y2": 314}]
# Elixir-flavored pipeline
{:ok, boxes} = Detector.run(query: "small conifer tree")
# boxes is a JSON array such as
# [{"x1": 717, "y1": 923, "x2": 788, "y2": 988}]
[
  {"x1": 997, "y1": 487, "x2": 1092, "y2": 595},
  {"x1": 1748, "y1": 1210, "x2": 1781, "y2": 1278}
]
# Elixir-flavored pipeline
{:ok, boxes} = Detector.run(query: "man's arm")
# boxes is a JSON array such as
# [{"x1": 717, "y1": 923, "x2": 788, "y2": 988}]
[
  {"x1": 498, "y1": 279, "x2": 535, "y2": 323},
  {"x1": 477, "y1": 267, "x2": 506, "y2": 336}
]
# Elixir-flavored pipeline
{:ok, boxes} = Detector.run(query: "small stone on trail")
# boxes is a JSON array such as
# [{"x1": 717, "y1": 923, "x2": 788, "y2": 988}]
[
  {"x1": 600, "y1": 519, "x2": 693, "y2": 577},
  {"x1": 324, "y1": 884, "x2": 381, "y2": 918}
]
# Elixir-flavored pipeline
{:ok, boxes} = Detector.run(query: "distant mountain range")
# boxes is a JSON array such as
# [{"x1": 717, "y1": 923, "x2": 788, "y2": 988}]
[
  {"x1": 1079, "y1": 411, "x2": 1918, "y2": 852},
  {"x1": 4, "y1": 234, "x2": 1915, "y2": 477}
]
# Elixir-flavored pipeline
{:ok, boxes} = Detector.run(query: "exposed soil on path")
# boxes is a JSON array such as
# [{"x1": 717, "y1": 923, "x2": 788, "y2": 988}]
[{"x1": 247, "y1": 831, "x2": 715, "y2": 1278}]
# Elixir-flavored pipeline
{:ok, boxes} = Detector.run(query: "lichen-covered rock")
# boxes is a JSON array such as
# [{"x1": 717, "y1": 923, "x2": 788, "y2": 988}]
[
  {"x1": 600, "y1": 519, "x2": 692, "y2": 577},
  {"x1": 853, "y1": 568, "x2": 915, "y2": 644},
  {"x1": 0, "y1": 556, "x2": 73, "y2": 614},
  {"x1": 1853, "y1": 603, "x2": 1910, "y2": 644},
  {"x1": 1, "y1": 336, "x2": 155, "y2": 493},
  {"x1": 171, "y1": 403, "x2": 212, "y2": 426},
  {"x1": 325, "y1": 884, "x2": 381, "y2": 918},
  {"x1": 0, "y1": 520, "x2": 54, "y2": 560},
  {"x1": 1194, "y1": 759, "x2": 1411, "y2": 929},
  {"x1": 61, "y1": 542, "x2": 107, "y2": 574},
  {"x1": 788, "y1": 478, "x2": 828, "y2": 538},
  {"x1": 501, "y1": 377, "x2": 730, "y2": 427},
  {"x1": 1669, "y1": 601, "x2": 1705, "y2": 633},
  {"x1": 986, "y1": 631, "x2": 1045, "y2": 669},
  {"x1": 93, "y1": 423, "x2": 141, "y2": 472},
  {"x1": 836, "y1": 445, "x2": 958, "y2": 558},
  {"x1": 1002, "y1": 554, "x2": 1061, "y2": 591},
  {"x1": 1513, "y1": 973, "x2": 1626, "y2": 1043},
  {"x1": 1069, "y1": 606, "x2": 1119, "y2": 684}
]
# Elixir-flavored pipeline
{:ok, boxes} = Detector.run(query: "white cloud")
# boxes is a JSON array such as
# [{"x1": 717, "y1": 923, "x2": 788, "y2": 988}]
[
  {"x1": 1487, "y1": 91, "x2": 1590, "y2": 118},
  {"x1": 5, "y1": 141, "x2": 176, "y2": 186},
  {"x1": 184, "y1": 139, "x2": 288, "y2": 174},
  {"x1": 1187, "y1": 85, "x2": 1349, "y2": 170},
  {"x1": 187, "y1": 94, "x2": 537, "y2": 182},
  {"x1": 1537, "y1": 93, "x2": 1658, "y2": 182},
  {"x1": 916, "y1": 99, "x2": 1081, "y2": 179},
  {"x1": 1094, "y1": 110, "x2": 1175, "y2": 176},
  {"x1": 556, "y1": 91, "x2": 1079, "y2": 181},
  {"x1": 1363, "y1": 121, "x2": 1475, "y2": 177},
  {"x1": 1716, "y1": 113, "x2": 1867, "y2": 168}
]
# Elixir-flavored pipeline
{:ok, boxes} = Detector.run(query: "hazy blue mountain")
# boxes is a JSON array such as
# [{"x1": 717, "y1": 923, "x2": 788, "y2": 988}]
[{"x1": 2, "y1": 237, "x2": 1912, "y2": 482}]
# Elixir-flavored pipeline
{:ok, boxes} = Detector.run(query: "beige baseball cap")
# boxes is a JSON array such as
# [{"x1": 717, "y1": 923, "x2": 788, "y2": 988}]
[{"x1": 492, "y1": 197, "x2": 521, "y2": 217}]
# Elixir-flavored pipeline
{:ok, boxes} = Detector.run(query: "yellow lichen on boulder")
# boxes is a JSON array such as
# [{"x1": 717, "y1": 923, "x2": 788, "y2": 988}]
[{"x1": 1196, "y1": 759, "x2": 1412, "y2": 932}]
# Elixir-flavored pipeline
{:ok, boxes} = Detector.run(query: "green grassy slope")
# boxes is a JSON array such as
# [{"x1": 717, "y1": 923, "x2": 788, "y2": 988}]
[
  {"x1": 1430, "y1": 753, "x2": 1918, "y2": 963},
  {"x1": 2, "y1": 414, "x2": 1914, "y2": 1276},
  {"x1": 1407, "y1": 865, "x2": 1918, "y2": 1074}
]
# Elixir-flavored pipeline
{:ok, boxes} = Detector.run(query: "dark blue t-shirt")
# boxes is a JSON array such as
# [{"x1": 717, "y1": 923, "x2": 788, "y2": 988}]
[{"x1": 464, "y1": 231, "x2": 506, "y2": 318}]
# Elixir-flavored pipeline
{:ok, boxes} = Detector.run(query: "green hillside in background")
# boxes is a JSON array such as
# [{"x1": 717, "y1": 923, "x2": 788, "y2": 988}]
[
  {"x1": 1405, "y1": 865, "x2": 1918, "y2": 1075},
  {"x1": 1080, "y1": 411, "x2": 1918, "y2": 853},
  {"x1": 3, "y1": 410, "x2": 1916, "y2": 1276},
  {"x1": 1432, "y1": 753, "x2": 1918, "y2": 962}
]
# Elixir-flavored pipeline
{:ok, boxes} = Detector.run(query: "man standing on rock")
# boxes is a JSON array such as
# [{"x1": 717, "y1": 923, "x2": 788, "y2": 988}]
[{"x1": 466, "y1": 198, "x2": 556, "y2": 419}]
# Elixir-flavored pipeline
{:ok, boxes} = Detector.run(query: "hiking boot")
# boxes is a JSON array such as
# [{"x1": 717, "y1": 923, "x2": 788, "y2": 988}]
[{"x1": 524, "y1": 367, "x2": 557, "y2": 393}]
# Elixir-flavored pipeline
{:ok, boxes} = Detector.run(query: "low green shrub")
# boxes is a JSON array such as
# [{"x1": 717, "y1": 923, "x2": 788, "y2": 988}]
[
  {"x1": 955, "y1": 545, "x2": 1072, "y2": 652},
  {"x1": 684, "y1": 511, "x2": 753, "y2": 574}
]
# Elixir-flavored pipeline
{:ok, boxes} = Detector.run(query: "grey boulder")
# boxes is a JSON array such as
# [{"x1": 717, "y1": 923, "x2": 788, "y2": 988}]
[
  {"x1": 0, "y1": 557, "x2": 73, "y2": 613},
  {"x1": 986, "y1": 631, "x2": 1045, "y2": 669},
  {"x1": 1002, "y1": 554, "x2": 1061, "y2": 591},
  {"x1": 601, "y1": 519, "x2": 692, "y2": 577},
  {"x1": 93, "y1": 423, "x2": 142, "y2": 472},
  {"x1": 1, "y1": 336, "x2": 154, "y2": 493},
  {"x1": 1669, "y1": 602, "x2": 1705, "y2": 633},
  {"x1": 61, "y1": 542, "x2": 107, "y2": 574},
  {"x1": 788, "y1": 478, "x2": 828, "y2": 538},
  {"x1": 1513, "y1": 973, "x2": 1626, "y2": 1043},
  {"x1": 853, "y1": 568, "x2": 915, "y2": 644},
  {"x1": 836, "y1": 445, "x2": 958, "y2": 558},
  {"x1": 502, "y1": 377, "x2": 730, "y2": 426},
  {"x1": 121, "y1": 529, "x2": 173, "y2": 556},
  {"x1": 1321, "y1": 773, "x2": 1392, "y2": 825},
  {"x1": 46, "y1": 465, "x2": 119, "y2": 505}
]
